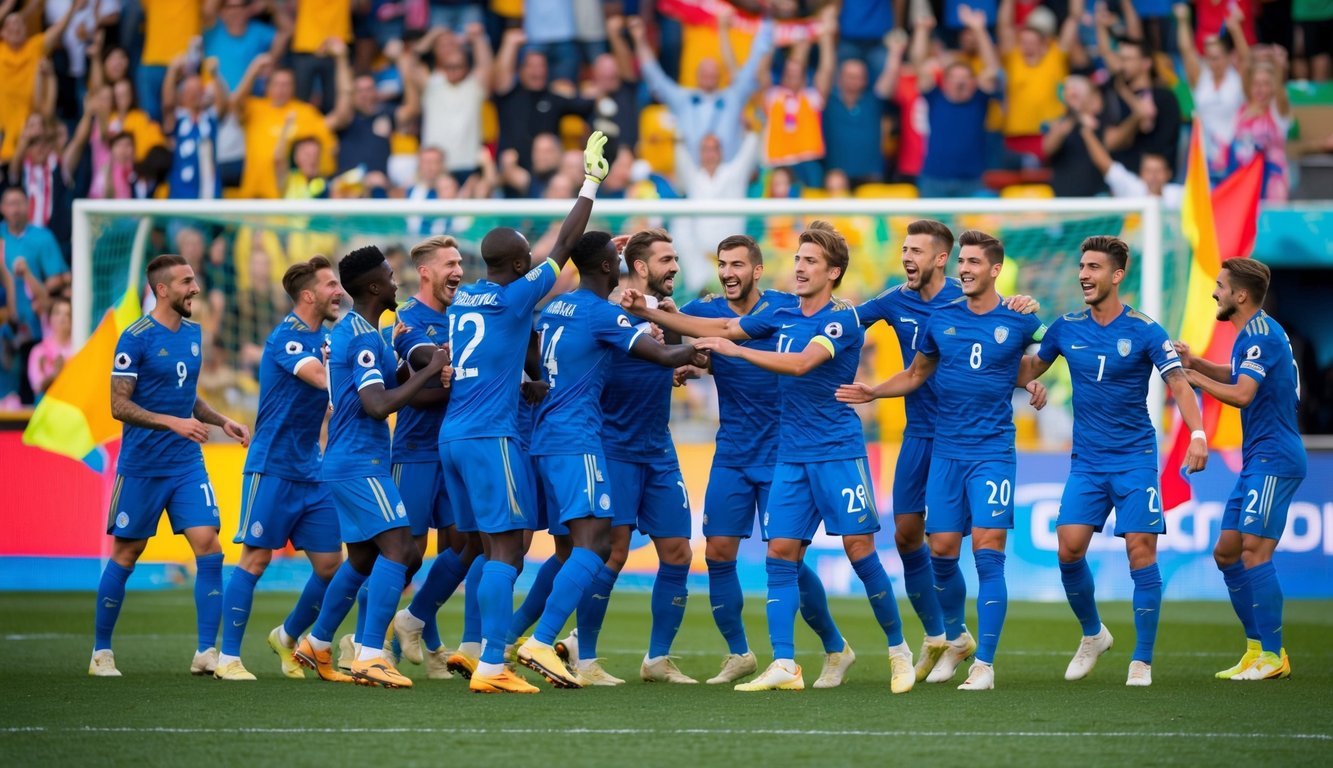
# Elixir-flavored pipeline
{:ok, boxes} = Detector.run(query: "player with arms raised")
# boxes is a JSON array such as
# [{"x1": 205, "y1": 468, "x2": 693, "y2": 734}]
[
  {"x1": 1016, "y1": 236, "x2": 1208, "y2": 686},
  {"x1": 216, "y1": 257, "x2": 347, "y2": 681},
  {"x1": 624, "y1": 221, "x2": 914, "y2": 693},
  {"x1": 437, "y1": 132, "x2": 609, "y2": 693},
  {"x1": 1180, "y1": 258, "x2": 1306, "y2": 680},
  {"x1": 677, "y1": 234, "x2": 851, "y2": 686},
  {"x1": 838, "y1": 230, "x2": 1047, "y2": 691},
  {"x1": 292, "y1": 246, "x2": 450, "y2": 688},
  {"x1": 515, "y1": 232, "x2": 700, "y2": 689},
  {"x1": 92, "y1": 255, "x2": 251, "y2": 677}
]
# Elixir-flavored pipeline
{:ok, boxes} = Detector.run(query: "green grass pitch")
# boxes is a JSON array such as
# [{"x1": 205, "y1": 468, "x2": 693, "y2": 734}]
[{"x1": 2, "y1": 591, "x2": 1330, "y2": 766}]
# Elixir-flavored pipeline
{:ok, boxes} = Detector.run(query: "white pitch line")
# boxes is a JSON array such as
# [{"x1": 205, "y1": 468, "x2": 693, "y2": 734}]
[{"x1": 2, "y1": 726, "x2": 1330, "y2": 741}]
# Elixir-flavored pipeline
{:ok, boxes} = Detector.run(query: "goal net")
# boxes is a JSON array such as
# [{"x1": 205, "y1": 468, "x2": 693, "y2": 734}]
[{"x1": 73, "y1": 197, "x2": 1184, "y2": 447}]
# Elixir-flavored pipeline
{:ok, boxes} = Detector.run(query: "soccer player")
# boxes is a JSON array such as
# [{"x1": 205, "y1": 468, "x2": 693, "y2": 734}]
[
  {"x1": 1016, "y1": 236, "x2": 1209, "y2": 687},
  {"x1": 292, "y1": 246, "x2": 450, "y2": 688},
  {"x1": 92, "y1": 254, "x2": 251, "y2": 677},
  {"x1": 837, "y1": 230, "x2": 1047, "y2": 691},
  {"x1": 215, "y1": 257, "x2": 347, "y2": 681},
  {"x1": 623, "y1": 221, "x2": 916, "y2": 694},
  {"x1": 857, "y1": 219, "x2": 1041, "y2": 683},
  {"x1": 677, "y1": 234, "x2": 852, "y2": 686},
  {"x1": 388, "y1": 236, "x2": 468, "y2": 680},
  {"x1": 515, "y1": 231, "x2": 701, "y2": 689},
  {"x1": 1178, "y1": 258, "x2": 1306, "y2": 680},
  {"x1": 437, "y1": 131, "x2": 609, "y2": 694},
  {"x1": 552, "y1": 228, "x2": 700, "y2": 685}
]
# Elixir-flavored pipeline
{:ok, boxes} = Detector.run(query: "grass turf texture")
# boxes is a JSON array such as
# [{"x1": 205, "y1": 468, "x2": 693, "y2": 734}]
[{"x1": 2, "y1": 592, "x2": 1330, "y2": 766}]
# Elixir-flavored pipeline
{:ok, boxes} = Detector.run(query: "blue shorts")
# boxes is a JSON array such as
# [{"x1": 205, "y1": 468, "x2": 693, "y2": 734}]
[
  {"x1": 235, "y1": 473, "x2": 341, "y2": 552},
  {"x1": 892, "y1": 436, "x2": 933, "y2": 515},
  {"x1": 703, "y1": 464, "x2": 773, "y2": 539},
  {"x1": 1057, "y1": 468, "x2": 1164, "y2": 537},
  {"x1": 439, "y1": 437, "x2": 536, "y2": 535},
  {"x1": 1221, "y1": 472, "x2": 1304, "y2": 540},
  {"x1": 606, "y1": 458, "x2": 691, "y2": 539},
  {"x1": 525, "y1": 452, "x2": 549, "y2": 533},
  {"x1": 106, "y1": 466, "x2": 220, "y2": 539},
  {"x1": 536, "y1": 453, "x2": 614, "y2": 537},
  {"x1": 765, "y1": 458, "x2": 881, "y2": 542},
  {"x1": 327, "y1": 476, "x2": 409, "y2": 544},
  {"x1": 925, "y1": 456, "x2": 1015, "y2": 536},
  {"x1": 392, "y1": 461, "x2": 452, "y2": 536}
]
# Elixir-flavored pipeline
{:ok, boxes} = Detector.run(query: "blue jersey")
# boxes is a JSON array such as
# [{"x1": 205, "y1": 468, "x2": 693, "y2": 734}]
[
  {"x1": 681, "y1": 289, "x2": 798, "y2": 467},
  {"x1": 243, "y1": 312, "x2": 330, "y2": 480},
  {"x1": 1232, "y1": 311, "x2": 1307, "y2": 478},
  {"x1": 857, "y1": 278, "x2": 964, "y2": 438},
  {"x1": 111, "y1": 316, "x2": 205, "y2": 477},
  {"x1": 391, "y1": 297, "x2": 448, "y2": 463},
  {"x1": 601, "y1": 298, "x2": 677, "y2": 464},
  {"x1": 1037, "y1": 306, "x2": 1181, "y2": 472},
  {"x1": 440, "y1": 259, "x2": 558, "y2": 444},
  {"x1": 920, "y1": 297, "x2": 1046, "y2": 460},
  {"x1": 531, "y1": 290, "x2": 643, "y2": 456},
  {"x1": 737, "y1": 297, "x2": 866, "y2": 463},
  {"x1": 323, "y1": 310, "x2": 397, "y2": 480}
]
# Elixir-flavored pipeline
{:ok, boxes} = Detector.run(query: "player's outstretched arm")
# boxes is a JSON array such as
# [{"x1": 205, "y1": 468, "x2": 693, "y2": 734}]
[
  {"x1": 194, "y1": 398, "x2": 250, "y2": 447},
  {"x1": 621, "y1": 289, "x2": 750, "y2": 341},
  {"x1": 358, "y1": 346, "x2": 451, "y2": 420},
  {"x1": 696, "y1": 336, "x2": 829, "y2": 377},
  {"x1": 835, "y1": 352, "x2": 939, "y2": 402},
  {"x1": 110, "y1": 376, "x2": 210, "y2": 442},
  {"x1": 1172, "y1": 341, "x2": 1231, "y2": 383},
  {"x1": 547, "y1": 132, "x2": 610, "y2": 269},
  {"x1": 1165, "y1": 368, "x2": 1209, "y2": 473},
  {"x1": 403, "y1": 344, "x2": 451, "y2": 408},
  {"x1": 628, "y1": 335, "x2": 700, "y2": 369},
  {"x1": 1185, "y1": 367, "x2": 1258, "y2": 410}
]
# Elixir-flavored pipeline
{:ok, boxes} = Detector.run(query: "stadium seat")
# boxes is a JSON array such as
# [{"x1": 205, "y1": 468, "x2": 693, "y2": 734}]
[
  {"x1": 801, "y1": 187, "x2": 831, "y2": 199},
  {"x1": 481, "y1": 101, "x2": 498, "y2": 146},
  {"x1": 1000, "y1": 183, "x2": 1055, "y2": 199},
  {"x1": 854, "y1": 183, "x2": 919, "y2": 199}
]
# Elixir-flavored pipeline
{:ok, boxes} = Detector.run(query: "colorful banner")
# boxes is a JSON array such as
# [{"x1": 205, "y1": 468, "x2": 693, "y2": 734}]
[{"x1": 3, "y1": 435, "x2": 1329, "y2": 599}]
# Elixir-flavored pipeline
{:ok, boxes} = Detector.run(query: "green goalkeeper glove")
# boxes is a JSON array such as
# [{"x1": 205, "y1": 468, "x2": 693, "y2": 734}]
[{"x1": 584, "y1": 130, "x2": 609, "y2": 184}]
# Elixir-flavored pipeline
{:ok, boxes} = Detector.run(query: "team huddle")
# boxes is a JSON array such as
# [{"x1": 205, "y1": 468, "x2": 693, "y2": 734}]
[{"x1": 88, "y1": 133, "x2": 1307, "y2": 692}]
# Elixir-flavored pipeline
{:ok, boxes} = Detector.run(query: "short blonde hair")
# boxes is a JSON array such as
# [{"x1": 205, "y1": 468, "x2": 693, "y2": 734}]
[{"x1": 411, "y1": 235, "x2": 460, "y2": 266}]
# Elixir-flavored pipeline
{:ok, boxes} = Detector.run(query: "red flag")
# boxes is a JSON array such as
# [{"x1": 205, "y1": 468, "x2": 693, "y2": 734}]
[{"x1": 1212, "y1": 157, "x2": 1265, "y2": 262}]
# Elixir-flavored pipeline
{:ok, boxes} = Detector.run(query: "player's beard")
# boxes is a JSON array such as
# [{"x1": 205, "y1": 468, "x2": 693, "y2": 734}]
[
  {"x1": 1216, "y1": 300, "x2": 1236, "y2": 321},
  {"x1": 171, "y1": 295, "x2": 194, "y2": 318},
  {"x1": 907, "y1": 263, "x2": 933, "y2": 290},
  {"x1": 647, "y1": 272, "x2": 675, "y2": 299}
]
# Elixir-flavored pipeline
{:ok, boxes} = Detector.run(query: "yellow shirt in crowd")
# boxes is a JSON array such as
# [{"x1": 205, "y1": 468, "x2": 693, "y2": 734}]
[
  {"x1": 141, "y1": 0, "x2": 201, "y2": 66},
  {"x1": 293, "y1": 0, "x2": 352, "y2": 54},
  {"x1": 0, "y1": 37, "x2": 44, "y2": 160},
  {"x1": 1002, "y1": 44, "x2": 1068, "y2": 137},
  {"x1": 239, "y1": 97, "x2": 336, "y2": 199}
]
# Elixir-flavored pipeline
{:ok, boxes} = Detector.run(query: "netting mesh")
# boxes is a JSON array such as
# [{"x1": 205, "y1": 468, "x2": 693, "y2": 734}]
[{"x1": 82, "y1": 203, "x2": 1189, "y2": 441}]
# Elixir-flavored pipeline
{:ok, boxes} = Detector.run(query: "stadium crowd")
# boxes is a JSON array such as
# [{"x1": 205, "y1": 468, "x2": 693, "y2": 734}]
[{"x1": 0, "y1": 0, "x2": 1326, "y2": 410}]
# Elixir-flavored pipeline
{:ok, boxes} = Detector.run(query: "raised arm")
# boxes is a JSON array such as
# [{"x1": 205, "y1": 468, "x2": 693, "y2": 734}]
[
  {"x1": 161, "y1": 57, "x2": 185, "y2": 135},
  {"x1": 729, "y1": 15, "x2": 776, "y2": 99},
  {"x1": 997, "y1": 0, "x2": 1018, "y2": 56},
  {"x1": 1060, "y1": 0, "x2": 1085, "y2": 53},
  {"x1": 962, "y1": 5, "x2": 1000, "y2": 91},
  {"x1": 836, "y1": 351, "x2": 939, "y2": 402},
  {"x1": 546, "y1": 131, "x2": 609, "y2": 268},
  {"x1": 324, "y1": 39, "x2": 354, "y2": 130},
  {"x1": 1174, "y1": 4, "x2": 1200, "y2": 87},
  {"x1": 813, "y1": 5, "x2": 838, "y2": 101},
  {"x1": 875, "y1": 28, "x2": 908, "y2": 99},
  {"x1": 493, "y1": 27, "x2": 526, "y2": 94},
  {"x1": 1042, "y1": 112, "x2": 1079, "y2": 159},
  {"x1": 1081, "y1": 121, "x2": 1114, "y2": 175},
  {"x1": 620, "y1": 289, "x2": 751, "y2": 340},
  {"x1": 230, "y1": 53, "x2": 273, "y2": 123},
  {"x1": 606, "y1": 13, "x2": 637, "y2": 82},
  {"x1": 43, "y1": 0, "x2": 85, "y2": 56},
  {"x1": 1120, "y1": 0, "x2": 1143, "y2": 40},
  {"x1": 206, "y1": 56, "x2": 230, "y2": 121},
  {"x1": 716, "y1": 3, "x2": 739, "y2": 75},
  {"x1": 357, "y1": 346, "x2": 450, "y2": 420},
  {"x1": 467, "y1": 22, "x2": 495, "y2": 94},
  {"x1": 1095, "y1": 2, "x2": 1121, "y2": 75},
  {"x1": 629, "y1": 15, "x2": 688, "y2": 109},
  {"x1": 910, "y1": 13, "x2": 937, "y2": 93},
  {"x1": 1227, "y1": 4, "x2": 1252, "y2": 78}
]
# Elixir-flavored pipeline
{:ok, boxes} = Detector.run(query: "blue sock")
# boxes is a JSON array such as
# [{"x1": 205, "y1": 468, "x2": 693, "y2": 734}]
[
  {"x1": 932, "y1": 555, "x2": 966, "y2": 641},
  {"x1": 353, "y1": 585, "x2": 368, "y2": 643},
  {"x1": 362, "y1": 556, "x2": 408, "y2": 653},
  {"x1": 407, "y1": 549, "x2": 468, "y2": 651},
  {"x1": 510, "y1": 554, "x2": 563, "y2": 644},
  {"x1": 220, "y1": 568, "x2": 259, "y2": 656},
  {"x1": 797, "y1": 561, "x2": 845, "y2": 653},
  {"x1": 1059, "y1": 558, "x2": 1101, "y2": 636},
  {"x1": 900, "y1": 544, "x2": 944, "y2": 637},
  {"x1": 477, "y1": 560, "x2": 518, "y2": 664},
  {"x1": 194, "y1": 553, "x2": 224, "y2": 653},
  {"x1": 1220, "y1": 561, "x2": 1259, "y2": 640},
  {"x1": 282, "y1": 572, "x2": 331, "y2": 640},
  {"x1": 766, "y1": 557, "x2": 801, "y2": 660},
  {"x1": 974, "y1": 549, "x2": 1007, "y2": 665},
  {"x1": 576, "y1": 565, "x2": 618, "y2": 659},
  {"x1": 851, "y1": 553, "x2": 905, "y2": 646},
  {"x1": 1130, "y1": 564, "x2": 1162, "y2": 663},
  {"x1": 1245, "y1": 562, "x2": 1283, "y2": 654},
  {"x1": 94, "y1": 561, "x2": 133, "y2": 651},
  {"x1": 310, "y1": 561, "x2": 369, "y2": 643},
  {"x1": 648, "y1": 562, "x2": 689, "y2": 658},
  {"x1": 533, "y1": 548, "x2": 601, "y2": 645},
  {"x1": 461, "y1": 554, "x2": 485, "y2": 644},
  {"x1": 706, "y1": 559, "x2": 748, "y2": 655}
]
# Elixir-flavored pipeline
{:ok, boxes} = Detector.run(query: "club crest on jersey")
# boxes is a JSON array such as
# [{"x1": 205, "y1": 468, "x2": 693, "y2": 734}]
[
  {"x1": 357, "y1": 350, "x2": 376, "y2": 368},
  {"x1": 250, "y1": 522, "x2": 264, "y2": 538},
  {"x1": 285, "y1": 341, "x2": 303, "y2": 355},
  {"x1": 824, "y1": 322, "x2": 843, "y2": 338},
  {"x1": 114, "y1": 353, "x2": 131, "y2": 370},
  {"x1": 191, "y1": 342, "x2": 200, "y2": 357},
  {"x1": 395, "y1": 502, "x2": 407, "y2": 519},
  {"x1": 115, "y1": 512, "x2": 129, "y2": 529},
  {"x1": 599, "y1": 493, "x2": 611, "y2": 511},
  {"x1": 994, "y1": 326, "x2": 1009, "y2": 344},
  {"x1": 1117, "y1": 339, "x2": 1132, "y2": 357}
]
